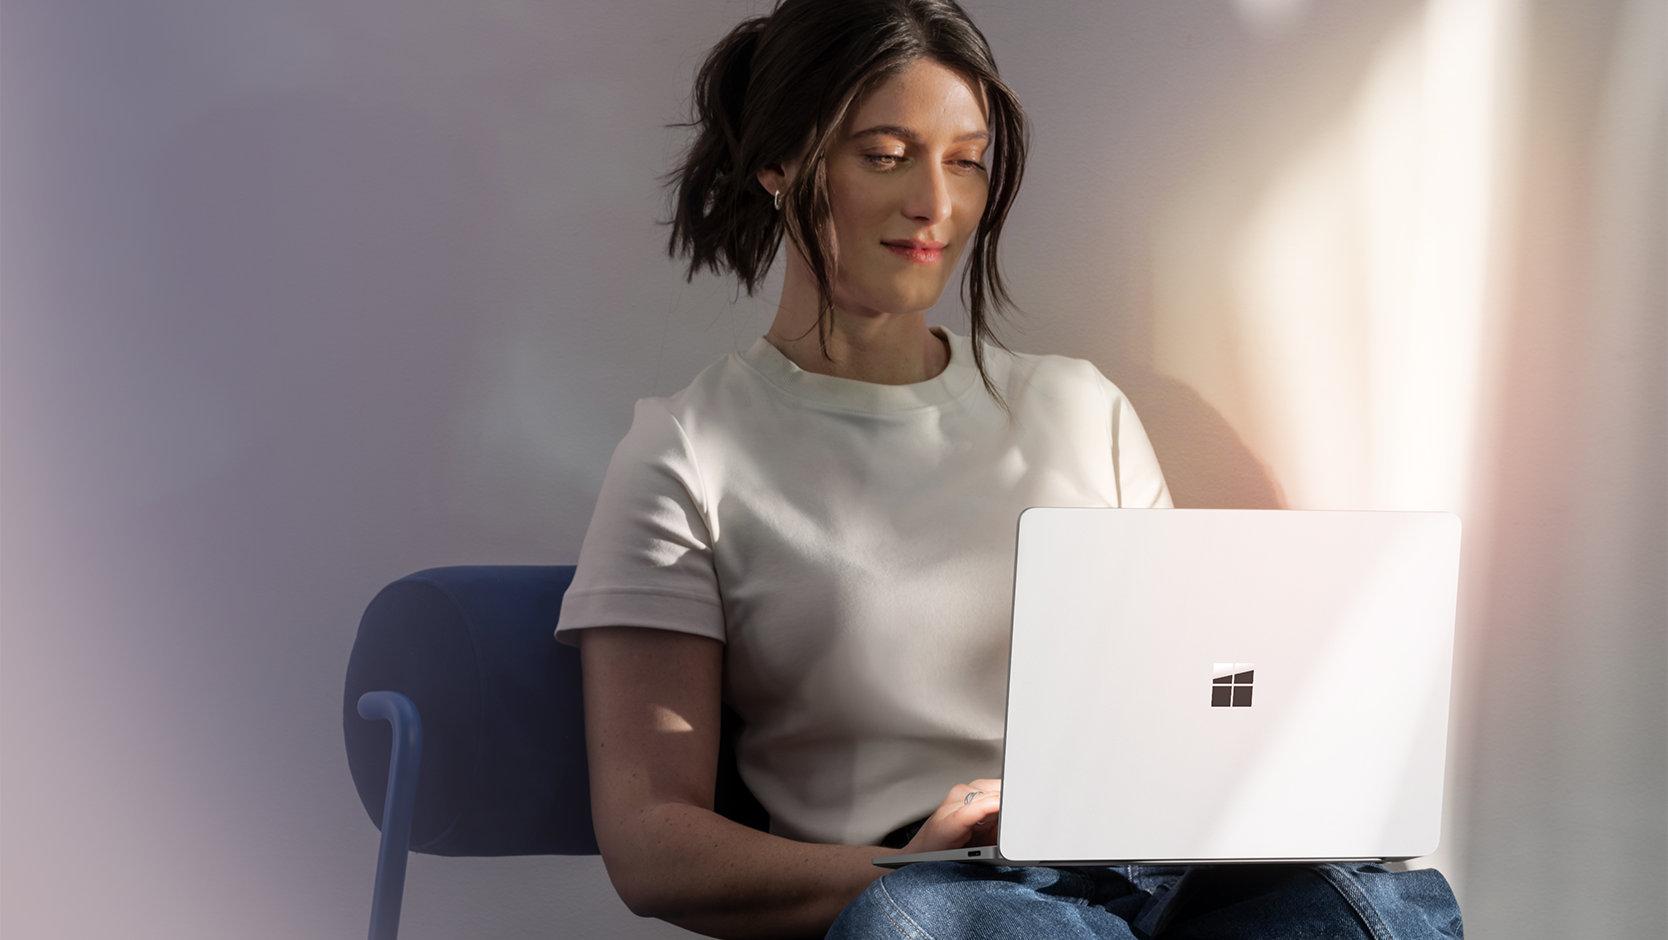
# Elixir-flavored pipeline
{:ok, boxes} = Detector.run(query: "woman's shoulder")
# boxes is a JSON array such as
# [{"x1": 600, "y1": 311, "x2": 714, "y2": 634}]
[
  {"x1": 623, "y1": 342, "x2": 759, "y2": 411},
  {"x1": 612, "y1": 342, "x2": 779, "y2": 451},
  {"x1": 974, "y1": 335, "x2": 1132, "y2": 405}
]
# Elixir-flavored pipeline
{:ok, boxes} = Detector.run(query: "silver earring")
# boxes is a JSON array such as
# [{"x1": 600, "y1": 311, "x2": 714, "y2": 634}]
[{"x1": 773, "y1": 190, "x2": 782, "y2": 211}]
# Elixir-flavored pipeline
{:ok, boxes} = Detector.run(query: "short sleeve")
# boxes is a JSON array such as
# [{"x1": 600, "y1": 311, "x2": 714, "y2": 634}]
[
  {"x1": 1104, "y1": 379, "x2": 1173, "y2": 509},
  {"x1": 555, "y1": 399, "x2": 726, "y2": 645}
]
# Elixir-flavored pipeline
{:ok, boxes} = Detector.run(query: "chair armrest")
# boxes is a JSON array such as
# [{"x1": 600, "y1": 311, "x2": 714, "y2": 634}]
[{"x1": 356, "y1": 690, "x2": 422, "y2": 940}]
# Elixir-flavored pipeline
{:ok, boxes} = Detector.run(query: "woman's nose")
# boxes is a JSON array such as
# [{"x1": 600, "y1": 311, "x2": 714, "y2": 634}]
[{"x1": 902, "y1": 164, "x2": 953, "y2": 225}]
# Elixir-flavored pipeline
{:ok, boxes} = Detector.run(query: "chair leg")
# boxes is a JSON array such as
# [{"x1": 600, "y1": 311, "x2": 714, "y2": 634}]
[{"x1": 357, "y1": 691, "x2": 424, "y2": 940}]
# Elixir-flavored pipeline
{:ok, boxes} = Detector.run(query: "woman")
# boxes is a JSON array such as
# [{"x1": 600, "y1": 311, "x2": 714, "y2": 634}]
[{"x1": 556, "y1": 2, "x2": 1462, "y2": 938}]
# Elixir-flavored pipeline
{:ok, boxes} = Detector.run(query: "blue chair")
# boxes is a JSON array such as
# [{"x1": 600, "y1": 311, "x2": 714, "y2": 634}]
[{"x1": 343, "y1": 565, "x2": 766, "y2": 940}]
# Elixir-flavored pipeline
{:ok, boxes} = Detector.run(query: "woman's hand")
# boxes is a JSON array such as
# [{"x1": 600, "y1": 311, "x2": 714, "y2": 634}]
[{"x1": 898, "y1": 779, "x2": 1002, "y2": 855}]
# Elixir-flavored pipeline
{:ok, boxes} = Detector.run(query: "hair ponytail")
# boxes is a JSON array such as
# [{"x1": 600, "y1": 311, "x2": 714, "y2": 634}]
[{"x1": 666, "y1": 16, "x2": 780, "y2": 293}]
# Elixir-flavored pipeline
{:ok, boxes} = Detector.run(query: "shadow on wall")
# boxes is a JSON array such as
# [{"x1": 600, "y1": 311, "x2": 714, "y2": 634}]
[{"x1": 1120, "y1": 373, "x2": 1287, "y2": 511}]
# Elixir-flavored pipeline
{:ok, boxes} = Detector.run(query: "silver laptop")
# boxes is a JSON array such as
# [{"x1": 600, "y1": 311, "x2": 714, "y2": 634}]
[{"x1": 879, "y1": 507, "x2": 1461, "y2": 867}]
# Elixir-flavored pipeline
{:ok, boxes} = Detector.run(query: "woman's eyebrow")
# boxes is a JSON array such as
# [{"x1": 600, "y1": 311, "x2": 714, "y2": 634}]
[{"x1": 848, "y1": 124, "x2": 991, "y2": 144}]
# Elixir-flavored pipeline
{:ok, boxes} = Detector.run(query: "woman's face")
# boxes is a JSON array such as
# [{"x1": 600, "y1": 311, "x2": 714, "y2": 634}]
[{"x1": 820, "y1": 58, "x2": 991, "y2": 320}]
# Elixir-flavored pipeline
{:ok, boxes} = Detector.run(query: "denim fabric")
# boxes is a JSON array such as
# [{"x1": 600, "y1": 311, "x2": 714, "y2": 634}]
[{"x1": 826, "y1": 862, "x2": 1462, "y2": 939}]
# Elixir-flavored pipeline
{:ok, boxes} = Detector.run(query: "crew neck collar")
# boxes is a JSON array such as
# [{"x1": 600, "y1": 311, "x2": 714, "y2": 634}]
[{"x1": 739, "y1": 327, "x2": 979, "y2": 414}]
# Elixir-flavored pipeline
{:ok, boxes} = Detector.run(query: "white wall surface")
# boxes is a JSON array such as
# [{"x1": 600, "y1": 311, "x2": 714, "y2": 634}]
[{"x1": 2, "y1": 1, "x2": 1662, "y2": 938}]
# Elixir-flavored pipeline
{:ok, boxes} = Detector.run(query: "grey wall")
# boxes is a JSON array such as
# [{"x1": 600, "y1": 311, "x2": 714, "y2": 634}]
[{"x1": 3, "y1": 1, "x2": 1662, "y2": 938}]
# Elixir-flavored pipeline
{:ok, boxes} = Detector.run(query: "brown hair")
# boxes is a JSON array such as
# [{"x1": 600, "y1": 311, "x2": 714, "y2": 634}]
[{"x1": 665, "y1": 0, "x2": 1029, "y2": 399}]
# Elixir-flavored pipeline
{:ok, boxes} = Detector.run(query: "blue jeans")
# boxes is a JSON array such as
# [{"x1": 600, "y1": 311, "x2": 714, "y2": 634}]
[{"x1": 827, "y1": 862, "x2": 1462, "y2": 939}]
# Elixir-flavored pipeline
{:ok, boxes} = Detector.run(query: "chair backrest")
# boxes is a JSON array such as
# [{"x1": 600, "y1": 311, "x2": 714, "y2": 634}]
[{"x1": 342, "y1": 565, "x2": 766, "y2": 858}]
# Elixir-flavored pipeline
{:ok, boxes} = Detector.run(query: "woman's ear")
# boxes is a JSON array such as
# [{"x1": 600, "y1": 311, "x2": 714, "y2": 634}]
[{"x1": 756, "y1": 163, "x2": 788, "y2": 202}]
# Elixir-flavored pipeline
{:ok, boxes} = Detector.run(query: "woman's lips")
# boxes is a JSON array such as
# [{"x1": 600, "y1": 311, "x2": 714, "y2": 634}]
[{"x1": 882, "y1": 241, "x2": 946, "y2": 264}]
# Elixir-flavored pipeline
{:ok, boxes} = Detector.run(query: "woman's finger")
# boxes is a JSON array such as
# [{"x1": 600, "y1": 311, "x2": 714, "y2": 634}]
[
  {"x1": 945, "y1": 779, "x2": 1002, "y2": 805},
  {"x1": 946, "y1": 788, "x2": 1000, "y2": 825},
  {"x1": 902, "y1": 783, "x2": 1004, "y2": 854},
  {"x1": 956, "y1": 791, "x2": 1001, "y2": 844}
]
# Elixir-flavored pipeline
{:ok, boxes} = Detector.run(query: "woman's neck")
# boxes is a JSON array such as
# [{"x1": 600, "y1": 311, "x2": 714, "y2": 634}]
[{"x1": 765, "y1": 275, "x2": 950, "y2": 386}]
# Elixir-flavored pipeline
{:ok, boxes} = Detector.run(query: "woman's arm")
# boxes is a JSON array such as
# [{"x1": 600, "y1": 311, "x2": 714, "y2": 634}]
[
  {"x1": 580, "y1": 626, "x2": 998, "y2": 939},
  {"x1": 581, "y1": 625, "x2": 884, "y2": 938}
]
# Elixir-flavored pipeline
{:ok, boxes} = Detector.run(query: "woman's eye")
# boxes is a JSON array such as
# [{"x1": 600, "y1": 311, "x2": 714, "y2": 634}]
[{"x1": 859, "y1": 153, "x2": 983, "y2": 172}]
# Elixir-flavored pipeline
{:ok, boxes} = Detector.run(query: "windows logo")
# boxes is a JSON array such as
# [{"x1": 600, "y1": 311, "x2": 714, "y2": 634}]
[{"x1": 1211, "y1": 663, "x2": 1255, "y2": 707}]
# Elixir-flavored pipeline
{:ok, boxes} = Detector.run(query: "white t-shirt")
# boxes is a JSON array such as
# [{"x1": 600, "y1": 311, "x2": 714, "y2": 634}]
[{"x1": 557, "y1": 330, "x2": 1171, "y2": 846}]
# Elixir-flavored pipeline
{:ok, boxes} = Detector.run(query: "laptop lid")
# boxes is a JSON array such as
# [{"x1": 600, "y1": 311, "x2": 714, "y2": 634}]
[{"x1": 993, "y1": 507, "x2": 1461, "y2": 865}]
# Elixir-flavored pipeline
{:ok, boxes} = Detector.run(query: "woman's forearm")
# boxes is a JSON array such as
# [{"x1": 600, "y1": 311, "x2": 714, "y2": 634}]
[
  {"x1": 580, "y1": 627, "x2": 903, "y2": 937},
  {"x1": 599, "y1": 800, "x2": 898, "y2": 939}
]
